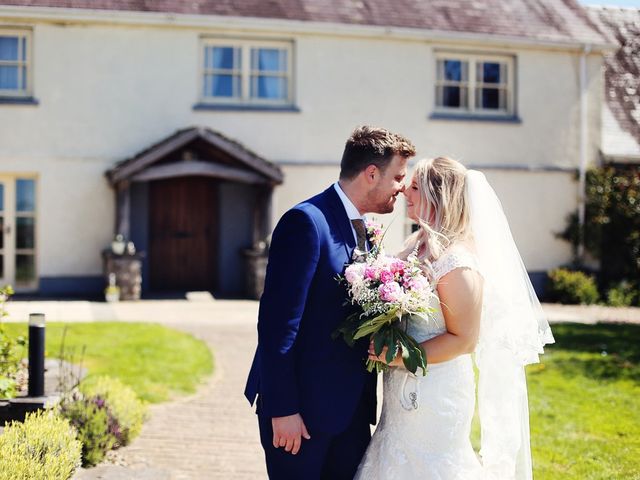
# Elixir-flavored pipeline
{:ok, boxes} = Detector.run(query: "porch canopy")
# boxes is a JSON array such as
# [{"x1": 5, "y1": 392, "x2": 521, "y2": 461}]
[
  {"x1": 105, "y1": 126, "x2": 283, "y2": 245},
  {"x1": 105, "y1": 126, "x2": 283, "y2": 294}
]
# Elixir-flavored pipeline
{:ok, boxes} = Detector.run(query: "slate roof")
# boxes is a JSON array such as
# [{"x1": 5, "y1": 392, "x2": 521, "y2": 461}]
[
  {"x1": 1, "y1": 0, "x2": 610, "y2": 46},
  {"x1": 588, "y1": 6, "x2": 640, "y2": 160}
]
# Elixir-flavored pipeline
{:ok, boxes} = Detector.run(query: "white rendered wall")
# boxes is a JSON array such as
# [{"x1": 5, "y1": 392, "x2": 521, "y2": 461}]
[{"x1": 0, "y1": 16, "x2": 602, "y2": 279}]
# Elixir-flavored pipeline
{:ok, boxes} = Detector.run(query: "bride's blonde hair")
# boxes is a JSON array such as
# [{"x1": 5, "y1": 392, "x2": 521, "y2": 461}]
[{"x1": 400, "y1": 156, "x2": 471, "y2": 262}]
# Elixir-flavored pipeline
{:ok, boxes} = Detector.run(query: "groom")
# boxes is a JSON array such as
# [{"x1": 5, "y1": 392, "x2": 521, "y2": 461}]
[{"x1": 245, "y1": 126, "x2": 415, "y2": 479}]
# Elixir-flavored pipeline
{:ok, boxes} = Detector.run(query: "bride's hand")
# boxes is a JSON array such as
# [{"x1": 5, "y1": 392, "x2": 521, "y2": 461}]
[{"x1": 368, "y1": 340, "x2": 403, "y2": 367}]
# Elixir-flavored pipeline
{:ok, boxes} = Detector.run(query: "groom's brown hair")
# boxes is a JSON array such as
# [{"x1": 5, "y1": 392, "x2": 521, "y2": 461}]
[{"x1": 340, "y1": 126, "x2": 415, "y2": 180}]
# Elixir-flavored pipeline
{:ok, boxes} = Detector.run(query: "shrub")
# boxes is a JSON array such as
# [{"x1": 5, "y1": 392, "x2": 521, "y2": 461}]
[
  {"x1": 0, "y1": 410, "x2": 82, "y2": 480},
  {"x1": 560, "y1": 166, "x2": 640, "y2": 286},
  {"x1": 0, "y1": 285, "x2": 27, "y2": 399},
  {"x1": 58, "y1": 392, "x2": 119, "y2": 467},
  {"x1": 606, "y1": 281, "x2": 638, "y2": 307},
  {"x1": 80, "y1": 376, "x2": 147, "y2": 446},
  {"x1": 546, "y1": 268, "x2": 600, "y2": 305}
]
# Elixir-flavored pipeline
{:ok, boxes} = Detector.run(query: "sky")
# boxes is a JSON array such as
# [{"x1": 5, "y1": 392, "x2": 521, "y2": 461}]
[{"x1": 579, "y1": 0, "x2": 640, "y2": 7}]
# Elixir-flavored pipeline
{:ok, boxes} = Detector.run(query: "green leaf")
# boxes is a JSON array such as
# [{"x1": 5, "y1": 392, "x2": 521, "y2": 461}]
[
  {"x1": 395, "y1": 328, "x2": 428, "y2": 375},
  {"x1": 373, "y1": 331, "x2": 386, "y2": 357},
  {"x1": 353, "y1": 308, "x2": 399, "y2": 340},
  {"x1": 385, "y1": 329, "x2": 399, "y2": 365},
  {"x1": 399, "y1": 340, "x2": 417, "y2": 374}
]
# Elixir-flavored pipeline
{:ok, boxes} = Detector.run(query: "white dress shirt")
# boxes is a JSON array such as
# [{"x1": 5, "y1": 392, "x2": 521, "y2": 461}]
[{"x1": 333, "y1": 182, "x2": 366, "y2": 245}]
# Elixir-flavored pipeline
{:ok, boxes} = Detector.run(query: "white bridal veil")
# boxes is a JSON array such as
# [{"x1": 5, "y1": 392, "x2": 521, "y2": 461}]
[{"x1": 465, "y1": 170, "x2": 555, "y2": 479}]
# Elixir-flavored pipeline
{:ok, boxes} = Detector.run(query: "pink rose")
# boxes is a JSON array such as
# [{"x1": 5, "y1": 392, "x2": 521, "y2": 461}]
[
  {"x1": 344, "y1": 265, "x2": 361, "y2": 284},
  {"x1": 390, "y1": 259, "x2": 405, "y2": 275},
  {"x1": 364, "y1": 266, "x2": 379, "y2": 281},
  {"x1": 379, "y1": 269, "x2": 395, "y2": 284},
  {"x1": 378, "y1": 282, "x2": 402, "y2": 302},
  {"x1": 406, "y1": 276, "x2": 428, "y2": 291}
]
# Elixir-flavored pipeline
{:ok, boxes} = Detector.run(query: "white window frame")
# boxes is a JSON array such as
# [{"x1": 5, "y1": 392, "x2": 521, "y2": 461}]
[
  {"x1": 0, "y1": 28, "x2": 33, "y2": 98},
  {"x1": 199, "y1": 38, "x2": 294, "y2": 106},
  {"x1": 434, "y1": 52, "x2": 515, "y2": 116}
]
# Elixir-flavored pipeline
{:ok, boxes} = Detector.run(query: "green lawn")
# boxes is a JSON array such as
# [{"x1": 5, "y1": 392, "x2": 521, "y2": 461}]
[
  {"x1": 3, "y1": 322, "x2": 213, "y2": 403},
  {"x1": 527, "y1": 323, "x2": 640, "y2": 480},
  {"x1": 470, "y1": 322, "x2": 640, "y2": 479}
]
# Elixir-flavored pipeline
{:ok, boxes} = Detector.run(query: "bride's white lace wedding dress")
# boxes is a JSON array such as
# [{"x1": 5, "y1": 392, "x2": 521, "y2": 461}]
[{"x1": 355, "y1": 245, "x2": 484, "y2": 479}]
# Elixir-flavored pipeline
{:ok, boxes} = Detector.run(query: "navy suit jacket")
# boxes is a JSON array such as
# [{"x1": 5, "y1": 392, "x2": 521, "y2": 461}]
[{"x1": 244, "y1": 186, "x2": 377, "y2": 434}]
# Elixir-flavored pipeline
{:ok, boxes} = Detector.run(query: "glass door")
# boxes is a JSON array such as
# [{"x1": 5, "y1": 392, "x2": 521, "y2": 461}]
[
  {"x1": 0, "y1": 177, "x2": 37, "y2": 291},
  {"x1": 15, "y1": 178, "x2": 36, "y2": 289}
]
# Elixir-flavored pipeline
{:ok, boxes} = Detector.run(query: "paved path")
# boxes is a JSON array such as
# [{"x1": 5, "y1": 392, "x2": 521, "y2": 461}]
[
  {"x1": 74, "y1": 321, "x2": 266, "y2": 480},
  {"x1": 3, "y1": 299, "x2": 639, "y2": 479}
]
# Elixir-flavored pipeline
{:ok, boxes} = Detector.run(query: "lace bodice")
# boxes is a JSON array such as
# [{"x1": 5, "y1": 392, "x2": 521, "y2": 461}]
[
  {"x1": 405, "y1": 245, "x2": 481, "y2": 343},
  {"x1": 431, "y1": 245, "x2": 481, "y2": 283}
]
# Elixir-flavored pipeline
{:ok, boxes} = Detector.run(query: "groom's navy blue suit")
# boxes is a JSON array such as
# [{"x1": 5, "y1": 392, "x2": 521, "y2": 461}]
[{"x1": 245, "y1": 186, "x2": 377, "y2": 479}]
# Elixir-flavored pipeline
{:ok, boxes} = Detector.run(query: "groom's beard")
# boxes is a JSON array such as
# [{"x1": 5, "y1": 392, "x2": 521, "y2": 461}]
[{"x1": 367, "y1": 187, "x2": 398, "y2": 214}]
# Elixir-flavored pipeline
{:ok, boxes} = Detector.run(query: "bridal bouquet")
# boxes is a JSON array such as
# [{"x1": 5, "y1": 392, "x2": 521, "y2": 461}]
[{"x1": 333, "y1": 223, "x2": 435, "y2": 375}]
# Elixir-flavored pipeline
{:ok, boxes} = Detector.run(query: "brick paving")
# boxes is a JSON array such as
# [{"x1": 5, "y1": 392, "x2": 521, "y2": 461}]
[
  {"x1": 74, "y1": 322, "x2": 266, "y2": 480},
  {"x1": 66, "y1": 301, "x2": 267, "y2": 480},
  {"x1": 2, "y1": 299, "x2": 639, "y2": 479}
]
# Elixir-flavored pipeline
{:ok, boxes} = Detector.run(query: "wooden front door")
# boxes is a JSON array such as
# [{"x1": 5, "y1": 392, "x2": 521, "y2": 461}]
[{"x1": 149, "y1": 177, "x2": 218, "y2": 291}]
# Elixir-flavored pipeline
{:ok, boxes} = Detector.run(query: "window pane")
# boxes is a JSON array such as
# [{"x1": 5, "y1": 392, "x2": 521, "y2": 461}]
[
  {"x1": 16, "y1": 179, "x2": 35, "y2": 212},
  {"x1": 481, "y1": 62, "x2": 501, "y2": 84},
  {"x1": 479, "y1": 87, "x2": 501, "y2": 109},
  {"x1": 0, "y1": 217, "x2": 3, "y2": 250},
  {"x1": 444, "y1": 86, "x2": 460, "y2": 107},
  {"x1": 253, "y1": 48, "x2": 286, "y2": 73},
  {"x1": 439, "y1": 86, "x2": 468, "y2": 108},
  {"x1": 213, "y1": 75, "x2": 233, "y2": 97},
  {"x1": 16, "y1": 217, "x2": 35, "y2": 249},
  {"x1": 0, "y1": 36, "x2": 18, "y2": 61},
  {"x1": 21, "y1": 36, "x2": 26, "y2": 61},
  {"x1": 208, "y1": 46, "x2": 237, "y2": 69},
  {"x1": 21, "y1": 66, "x2": 26, "y2": 90},
  {"x1": 0, "y1": 65, "x2": 19, "y2": 90},
  {"x1": 0, "y1": 255, "x2": 4, "y2": 279},
  {"x1": 0, "y1": 184, "x2": 4, "y2": 211},
  {"x1": 252, "y1": 76, "x2": 287, "y2": 100},
  {"x1": 204, "y1": 74, "x2": 241, "y2": 98},
  {"x1": 443, "y1": 60, "x2": 466, "y2": 81},
  {"x1": 16, "y1": 254, "x2": 35, "y2": 284}
]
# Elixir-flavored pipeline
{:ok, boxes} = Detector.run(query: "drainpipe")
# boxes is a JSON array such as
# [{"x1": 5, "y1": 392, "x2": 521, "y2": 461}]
[{"x1": 577, "y1": 44, "x2": 592, "y2": 261}]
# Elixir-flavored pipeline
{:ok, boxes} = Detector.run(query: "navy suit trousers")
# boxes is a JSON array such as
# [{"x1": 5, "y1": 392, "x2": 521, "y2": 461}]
[{"x1": 257, "y1": 390, "x2": 372, "y2": 480}]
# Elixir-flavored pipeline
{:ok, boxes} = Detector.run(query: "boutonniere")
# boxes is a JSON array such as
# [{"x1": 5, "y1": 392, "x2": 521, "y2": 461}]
[
  {"x1": 351, "y1": 220, "x2": 385, "y2": 262},
  {"x1": 366, "y1": 220, "x2": 384, "y2": 251}
]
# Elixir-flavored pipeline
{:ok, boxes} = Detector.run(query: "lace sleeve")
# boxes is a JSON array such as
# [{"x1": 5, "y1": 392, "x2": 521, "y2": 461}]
[{"x1": 432, "y1": 248, "x2": 481, "y2": 283}]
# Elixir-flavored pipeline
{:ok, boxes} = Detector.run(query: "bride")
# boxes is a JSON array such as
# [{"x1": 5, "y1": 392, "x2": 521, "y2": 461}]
[{"x1": 355, "y1": 157, "x2": 554, "y2": 479}]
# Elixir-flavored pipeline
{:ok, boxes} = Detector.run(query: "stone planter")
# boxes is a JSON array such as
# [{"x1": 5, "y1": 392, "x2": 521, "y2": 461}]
[
  {"x1": 243, "y1": 247, "x2": 269, "y2": 300},
  {"x1": 102, "y1": 250, "x2": 144, "y2": 301}
]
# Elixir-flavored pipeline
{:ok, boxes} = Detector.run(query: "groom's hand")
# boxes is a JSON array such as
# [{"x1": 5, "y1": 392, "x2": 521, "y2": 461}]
[{"x1": 272, "y1": 413, "x2": 311, "y2": 455}]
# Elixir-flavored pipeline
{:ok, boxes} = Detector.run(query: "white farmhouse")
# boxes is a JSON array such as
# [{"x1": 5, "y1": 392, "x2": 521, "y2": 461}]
[{"x1": 0, "y1": 0, "x2": 613, "y2": 297}]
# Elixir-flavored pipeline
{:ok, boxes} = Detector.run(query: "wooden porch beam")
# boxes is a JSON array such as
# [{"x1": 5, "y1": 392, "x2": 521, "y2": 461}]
[
  {"x1": 130, "y1": 160, "x2": 270, "y2": 185},
  {"x1": 110, "y1": 129, "x2": 201, "y2": 184}
]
